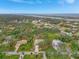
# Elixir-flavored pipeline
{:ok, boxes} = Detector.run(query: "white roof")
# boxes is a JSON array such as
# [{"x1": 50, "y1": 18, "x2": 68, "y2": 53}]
[
  {"x1": 35, "y1": 45, "x2": 39, "y2": 53},
  {"x1": 52, "y1": 40, "x2": 63, "y2": 46},
  {"x1": 52, "y1": 40, "x2": 63, "y2": 50}
]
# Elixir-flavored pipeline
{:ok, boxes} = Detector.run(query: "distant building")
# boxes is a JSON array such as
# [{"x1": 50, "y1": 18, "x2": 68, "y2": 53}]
[
  {"x1": 61, "y1": 31, "x2": 73, "y2": 36},
  {"x1": 34, "y1": 45, "x2": 39, "y2": 55},
  {"x1": 2, "y1": 36, "x2": 13, "y2": 44},
  {"x1": 0, "y1": 29, "x2": 2, "y2": 33},
  {"x1": 4, "y1": 36, "x2": 12, "y2": 43},
  {"x1": 34, "y1": 39, "x2": 43, "y2": 45}
]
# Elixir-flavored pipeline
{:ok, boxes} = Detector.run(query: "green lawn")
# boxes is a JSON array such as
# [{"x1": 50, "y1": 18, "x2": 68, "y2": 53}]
[
  {"x1": 47, "y1": 54, "x2": 70, "y2": 59},
  {"x1": 4, "y1": 55, "x2": 19, "y2": 59},
  {"x1": 18, "y1": 42, "x2": 33, "y2": 51},
  {"x1": 0, "y1": 44, "x2": 15, "y2": 52},
  {"x1": 18, "y1": 44, "x2": 32, "y2": 51},
  {"x1": 24, "y1": 54, "x2": 42, "y2": 59},
  {"x1": 0, "y1": 54, "x2": 19, "y2": 59}
]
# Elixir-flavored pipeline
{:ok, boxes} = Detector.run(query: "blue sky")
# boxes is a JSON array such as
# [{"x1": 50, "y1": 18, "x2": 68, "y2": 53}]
[{"x1": 0, "y1": 0, "x2": 79, "y2": 14}]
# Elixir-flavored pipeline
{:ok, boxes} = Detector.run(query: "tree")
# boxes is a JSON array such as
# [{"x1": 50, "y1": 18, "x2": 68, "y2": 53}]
[{"x1": 0, "y1": 53, "x2": 5, "y2": 59}]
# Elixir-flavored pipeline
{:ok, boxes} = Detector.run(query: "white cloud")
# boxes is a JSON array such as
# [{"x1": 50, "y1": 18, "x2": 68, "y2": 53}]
[
  {"x1": 58, "y1": 0, "x2": 76, "y2": 6},
  {"x1": 9, "y1": 0, "x2": 35, "y2": 4},
  {"x1": 10, "y1": 0, "x2": 76, "y2": 5},
  {"x1": 13, "y1": 0, "x2": 21, "y2": 1},
  {"x1": 65, "y1": 0, "x2": 75, "y2": 4},
  {"x1": 10, "y1": 0, "x2": 41, "y2": 4},
  {"x1": 11, "y1": 0, "x2": 23, "y2": 3},
  {"x1": 9, "y1": 0, "x2": 52, "y2": 4}
]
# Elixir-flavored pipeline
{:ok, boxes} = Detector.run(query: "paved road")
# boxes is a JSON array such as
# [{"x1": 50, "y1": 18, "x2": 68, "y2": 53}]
[
  {"x1": 3, "y1": 51, "x2": 32, "y2": 55},
  {"x1": 2, "y1": 51, "x2": 79, "y2": 59},
  {"x1": 3, "y1": 51, "x2": 47, "y2": 59}
]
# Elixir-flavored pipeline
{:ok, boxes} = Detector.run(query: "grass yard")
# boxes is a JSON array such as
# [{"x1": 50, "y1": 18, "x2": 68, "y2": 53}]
[{"x1": 24, "y1": 54, "x2": 42, "y2": 59}]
